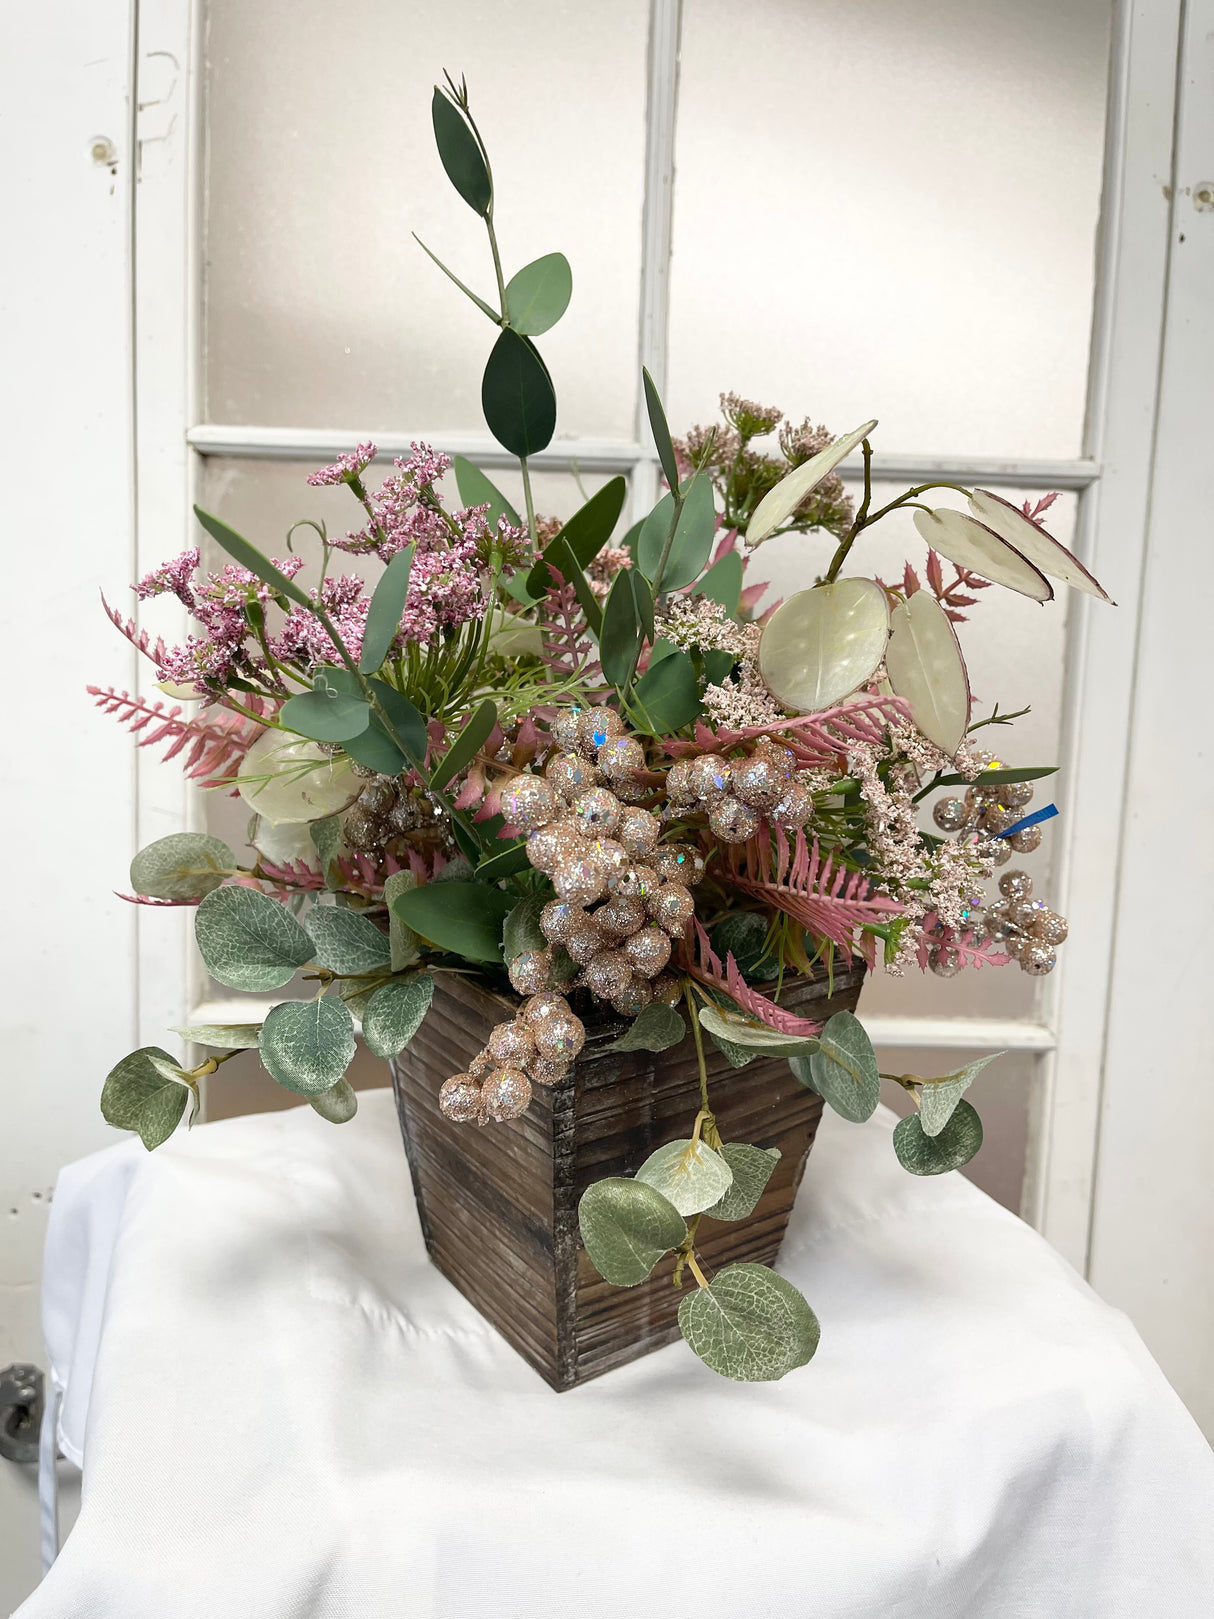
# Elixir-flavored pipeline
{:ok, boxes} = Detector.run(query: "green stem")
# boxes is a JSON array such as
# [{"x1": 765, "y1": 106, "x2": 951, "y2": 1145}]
[
  {"x1": 684, "y1": 978, "x2": 711, "y2": 1116},
  {"x1": 519, "y1": 457, "x2": 539, "y2": 551},
  {"x1": 823, "y1": 474, "x2": 975, "y2": 584}
]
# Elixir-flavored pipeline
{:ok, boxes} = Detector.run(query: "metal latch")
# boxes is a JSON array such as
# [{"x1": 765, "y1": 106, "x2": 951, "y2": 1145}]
[{"x1": 0, "y1": 1364, "x2": 44, "y2": 1464}]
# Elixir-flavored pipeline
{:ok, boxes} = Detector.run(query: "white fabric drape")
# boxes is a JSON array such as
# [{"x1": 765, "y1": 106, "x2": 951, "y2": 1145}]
[{"x1": 18, "y1": 1089, "x2": 1214, "y2": 1618}]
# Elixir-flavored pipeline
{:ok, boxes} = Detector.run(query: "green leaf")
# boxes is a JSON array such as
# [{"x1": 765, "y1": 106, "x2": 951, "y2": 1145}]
[
  {"x1": 703, "y1": 1144, "x2": 781, "y2": 1221},
  {"x1": 129, "y1": 833, "x2": 235, "y2": 901},
  {"x1": 342, "y1": 678, "x2": 428, "y2": 774},
  {"x1": 359, "y1": 545, "x2": 414, "y2": 673},
  {"x1": 504, "y1": 252, "x2": 572, "y2": 336},
  {"x1": 309, "y1": 1077, "x2": 358, "y2": 1123},
  {"x1": 696, "y1": 1004, "x2": 819, "y2": 1055},
  {"x1": 918, "y1": 1053, "x2": 1004, "y2": 1138},
  {"x1": 475, "y1": 840, "x2": 531, "y2": 881},
  {"x1": 894, "y1": 1099, "x2": 984, "y2": 1174},
  {"x1": 341, "y1": 717, "x2": 405, "y2": 775},
  {"x1": 431, "y1": 86, "x2": 491, "y2": 215},
  {"x1": 600, "y1": 567, "x2": 643, "y2": 689},
  {"x1": 303, "y1": 904, "x2": 391, "y2": 976},
  {"x1": 369, "y1": 679, "x2": 428, "y2": 760},
  {"x1": 808, "y1": 1009, "x2": 880, "y2": 1123},
  {"x1": 525, "y1": 477, "x2": 628, "y2": 596},
  {"x1": 101, "y1": 1047, "x2": 191, "y2": 1150},
  {"x1": 678, "y1": 1263, "x2": 820, "y2": 1381},
  {"x1": 642, "y1": 366, "x2": 680, "y2": 495},
  {"x1": 578, "y1": 1177, "x2": 686, "y2": 1286},
  {"x1": 631, "y1": 568, "x2": 655, "y2": 642},
  {"x1": 706, "y1": 1030, "x2": 757, "y2": 1070},
  {"x1": 194, "y1": 885, "x2": 314, "y2": 992},
  {"x1": 630, "y1": 647, "x2": 702, "y2": 733},
  {"x1": 392, "y1": 880, "x2": 513, "y2": 963},
  {"x1": 259, "y1": 997, "x2": 356, "y2": 1095},
  {"x1": 547, "y1": 535, "x2": 603, "y2": 636},
  {"x1": 697, "y1": 550, "x2": 744, "y2": 617},
  {"x1": 361, "y1": 974, "x2": 434, "y2": 1060},
  {"x1": 169, "y1": 1024, "x2": 261, "y2": 1050},
  {"x1": 635, "y1": 476, "x2": 716, "y2": 594},
  {"x1": 503, "y1": 895, "x2": 547, "y2": 963},
  {"x1": 337, "y1": 975, "x2": 383, "y2": 1023},
  {"x1": 929, "y1": 765, "x2": 1058, "y2": 789},
  {"x1": 308, "y1": 817, "x2": 344, "y2": 889},
  {"x1": 452, "y1": 455, "x2": 521, "y2": 527},
  {"x1": 635, "y1": 1137, "x2": 734, "y2": 1217},
  {"x1": 605, "y1": 1000, "x2": 686, "y2": 1053},
  {"x1": 709, "y1": 912, "x2": 779, "y2": 981},
  {"x1": 481, "y1": 328, "x2": 556, "y2": 458},
  {"x1": 411, "y1": 234, "x2": 501, "y2": 322},
  {"x1": 431, "y1": 699, "x2": 498, "y2": 792},
  {"x1": 280, "y1": 675, "x2": 372, "y2": 744},
  {"x1": 383, "y1": 870, "x2": 420, "y2": 971},
  {"x1": 192, "y1": 507, "x2": 312, "y2": 607},
  {"x1": 704, "y1": 649, "x2": 736, "y2": 685}
]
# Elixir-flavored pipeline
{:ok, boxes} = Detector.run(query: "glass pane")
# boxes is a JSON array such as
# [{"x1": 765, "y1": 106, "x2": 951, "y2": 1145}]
[
  {"x1": 203, "y1": 0, "x2": 649, "y2": 438},
  {"x1": 875, "y1": 1047, "x2": 1036, "y2": 1213},
  {"x1": 668, "y1": 0, "x2": 1112, "y2": 458},
  {"x1": 743, "y1": 483, "x2": 1074, "y2": 1021}
]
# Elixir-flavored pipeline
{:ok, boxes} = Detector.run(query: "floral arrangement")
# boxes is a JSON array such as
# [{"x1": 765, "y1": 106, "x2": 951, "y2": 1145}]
[{"x1": 92, "y1": 77, "x2": 1111, "y2": 1383}]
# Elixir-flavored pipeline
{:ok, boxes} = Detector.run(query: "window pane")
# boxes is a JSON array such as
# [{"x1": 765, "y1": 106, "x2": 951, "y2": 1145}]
[
  {"x1": 875, "y1": 1047, "x2": 1036, "y2": 1213},
  {"x1": 668, "y1": 0, "x2": 1112, "y2": 458},
  {"x1": 204, "y1": 0, "x2": 649, "y2": 438}
]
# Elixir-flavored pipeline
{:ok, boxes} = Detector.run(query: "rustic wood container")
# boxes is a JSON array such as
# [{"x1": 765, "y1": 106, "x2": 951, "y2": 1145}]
[{"x1": 390, "y1": 962, "x2": 866, "y2": 1391}]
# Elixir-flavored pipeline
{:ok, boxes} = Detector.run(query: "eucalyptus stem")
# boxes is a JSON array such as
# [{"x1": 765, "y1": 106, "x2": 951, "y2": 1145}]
[
  {"x1": 519, "y1": 457, "x2": 539, "y2": 551},
  {"x1": 684, "y1": 978, "x2": 711, "y2": 1116}
]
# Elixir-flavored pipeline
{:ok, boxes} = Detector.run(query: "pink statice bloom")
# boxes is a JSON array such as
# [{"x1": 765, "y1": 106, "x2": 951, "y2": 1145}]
[
  {"x1": 271, "y1": 575, "x2": 370, "y2": 669},
  {"x1": 306, "y1": 441, "x2": 378, "y2": 487}
]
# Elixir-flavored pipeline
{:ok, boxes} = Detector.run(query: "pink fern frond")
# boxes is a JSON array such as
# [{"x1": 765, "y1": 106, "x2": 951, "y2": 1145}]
[
  {"x1": 726, "y1": 829, "x2": 904, "y2": 958},
  {"x1": 114, "y1": 891, "x2": 201, "y2": 907},
  {"x1": 681, "y1": 920, "x2": 824, "y2": 1036},
  {"x1": 100, "y1": 593, "x2": 167, "y2": 667},
  {"x1": 87, "y1": 687, "x2": 269, "y2": 787},
  {"x1": 915, "y1": 912, "x2": 1011, "y2": 971}
]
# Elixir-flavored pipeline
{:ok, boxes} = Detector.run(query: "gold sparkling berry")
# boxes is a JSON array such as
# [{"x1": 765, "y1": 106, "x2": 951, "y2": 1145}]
[
  {"x1": 520, "y1": 990, "x2": 570, "y2": 1027},
  {"x1": 577, "y1": 707, "x2": 626, "y2": 757},
  {"x1": 622, "y1": 924, "x2": 672, "y2": 977},
  {"x1": 500, "y1": 774, "x2": 559, "y2": 832},
  {"x1": 593, "y1": 894, "x2": 647, "y2": 937},
  {"x1": 617, "y1": 805, "x2": 660, "y2": 857},
  {"x1": 564, "y1": 915, "x2": 608, "y2": 966},
  {"x1": 481, "y1": 1067, "x2": 532, "y2": 1122},
  {"x1": 648, "y1": 881, "x2": 695, "y2": 936},
  {"x1": 552, "y1": 851, "x2": 609, "y2": 906},
  {"x1": 998, "y1": 870, "x2": 1033, "y2": 902},
  {"x1": 534, "y1": 1011, "x2": 586, "y2": 1062},
  {"x1": 597, "y1": 736, "x2": 646, "y2": 781},
  {"x1": 439, "y1": 1074, "x2": 482, "y2": 1123},
  {"x1": 508, "y1": 949, "x2": 555, "y2": 996},
  {"x1": 610, "y1": 974, "x2": 655, "y2": 1017},
  {"x1": 571, "y1": 787, "x2": 622, "y2": 837},
  {"x1": 548, "y1": 709, "x2": 584, "y2": 752},
  {"x1": 687, "y1": 754, "x2": 732, "y2": 803},
  {"x1": 708, "y1": 796, "x2": 761, "y2": 843},
  {"x1": 649, "y1": 973, "x2": 682, "y2": 1005},
  {"x1": 545, "y1": 751, "x2": 600, "y2": 801},
  {"x1": 487, "y1": 1019, "x2": 538, "y2": 1067},
  {"x1": 582, "y1": 949, "x2": 634, "y2": 1000},
  {"x1": 664, "y1": 759, "x2": 698, "y2": 805}
]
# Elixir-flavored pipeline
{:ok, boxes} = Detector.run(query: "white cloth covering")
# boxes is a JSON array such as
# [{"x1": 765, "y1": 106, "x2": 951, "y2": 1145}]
[{"x1": 17, "y1": 1089, "x2": 1214, "y2": 1619}]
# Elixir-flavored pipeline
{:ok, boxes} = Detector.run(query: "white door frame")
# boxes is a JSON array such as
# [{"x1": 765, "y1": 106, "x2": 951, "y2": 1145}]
[{"x1": 128, "y1": 0, "x2": 1208, "y2": 1405}]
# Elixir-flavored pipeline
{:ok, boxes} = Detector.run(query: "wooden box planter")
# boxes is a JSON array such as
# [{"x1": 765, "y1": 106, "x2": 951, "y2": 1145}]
[{"x1": 390, "y1": 962, "x2": 867, "y2": 1391}]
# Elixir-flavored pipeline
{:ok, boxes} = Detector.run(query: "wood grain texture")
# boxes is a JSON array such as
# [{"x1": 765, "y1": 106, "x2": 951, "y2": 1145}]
[{"x1": 391, "y1": 963, "x2": 866, "y2": 1390}]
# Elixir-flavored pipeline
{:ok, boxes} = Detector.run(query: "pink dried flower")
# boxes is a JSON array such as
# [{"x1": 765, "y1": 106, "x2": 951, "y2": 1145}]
[
  {"x1": 135, "y1": 548, "x2": 199, "y2": 606},
  {"x1": 306, "y1": 442, "x2": 378, "y2": 487}
]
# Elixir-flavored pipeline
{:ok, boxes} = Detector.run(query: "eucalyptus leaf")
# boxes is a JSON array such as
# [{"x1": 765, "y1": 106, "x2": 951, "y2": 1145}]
[
  {"x1": 361, "y1": 974, "x2": 434, "y2": 1060},
  {"x1": 308, "y1": 817, "x2": 344, "y2": 888},
  {"x1": 452, "y1": 455, "x2": 521, "y2": 527},
  {"x1": 430, "y1": 699, "x2": 498, "y2": 792},
  {"x1": 359, "y1": 545, "x2": 415, "y2": 673},
  {"x1": 259, "y1": 997, "x2": 356, "y2": 1095},
  {"x1": 525, "y1": 477, "x2": 628, "y2": 596},
  {"x1": 169, "y1": 1024, "x2": 262, "y2": 1050},
  {"x1": 745, "y1": 419, "x2": 877, "y2": 547},
  {"x1": 309, "y1": 1077, "x2": 358, "y2": 1124},
  {"x1": 101, "y1": 1046, "x2": 191, "y2": 1150},
  {"x1": 504, "y1": 251, "x2": 572, "y2": 335},
  {"x1": 642, "y1": 367, "x2": 680, "y2": 495},
  {"x1": 578, "y1": 1176, "x2": 687, "y2": 1286},
  {"x1": 383, "y1": 870, "x2": 420, "y2": 971},
  {"x1": 894, "y1": 1099, "x2": 984, "y2": 1174},
  {"x1": 759, "y1": 579, "x2": 890, "y2": 713},
  {"x1": 706, "y1": 1031, "x2": 757, "y2": 1070},
  {"x1": 341, "y1": 715, "x2": 406, "y2": 775},
  {"x1": 392, "y1": 880, "x2": 513, "y2": 963},
  {"x1": 653, "y1": 474, "x2": 717, "y2": 593},
  {"x1": 703, "y1": 648, "x2": 737, "y2": 686},
  {"x1": 367, "y1": 679, "x2": 428, "y2": 761},
  {"x1": 129, "y1": 833, "x2": 234, "y2": 901},
  {"x1": 635, "y1": 1137, "x2": 734, "y2": 1217},
  {"x1": 678, "y1": 1263, "x2": 820, "y2": 1381},
  {"x1": 431, "y1": 86, "x2": 491, "y2": 215},
  {"x1": 703, "y1": 1144, "x2": 781, "y2": 1221},
  {"x1": 697, "y1": 550, "x2": 744, "y2": 616},
  {"x1": 411, "y1": 234, "x2": 501, "y2": 322},
  {"x1": 605, "y1": 999, "x2": 686, "y2": 1053},
  {"x1": 930, "y1": 765, "x2": 1057, "y2": 789},
  {"x1": 697, "y1": 1004, "x2": 820, "y2": 1056},
  {"x1": 481, "y1": 328, "x2": 556, "y2": 459},
  {"x1": 918, "y1": 1053, "x2": 1003, "y2": 1138},
  {"x1": 631, "y1": 647, "x2": 701, "y2": 733},
  {"x1": 192, "y1": 507, "x2": 312, "y2": 607},
  {"x1": 303, "y1": 905, "x2": 392, "y2": 976},
  {"x1": 194, "y1": 885, "x2": 314, "y2": 992},
  {"x1": 600, "y1": 568, "x2": 643, "y2": 689},
  {"x1": 809, "y1": 1009, "x2": 880, "y2": 1123},
  {"x1": 503, "y1": 895, "x2": 547, "y2": 963},
  {"x1": 280, "y1": 677, "x2": 371, "y2": 744}
]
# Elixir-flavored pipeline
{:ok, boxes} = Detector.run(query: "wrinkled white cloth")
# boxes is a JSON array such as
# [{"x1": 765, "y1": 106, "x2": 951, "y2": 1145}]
[{"x1": 17, "y1": 1089, "x2": 1214, "y2": 1619}]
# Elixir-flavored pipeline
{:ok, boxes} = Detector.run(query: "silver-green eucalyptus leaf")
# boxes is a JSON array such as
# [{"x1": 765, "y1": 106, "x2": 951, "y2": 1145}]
[
  {"x1": 809, "y1": 1009, "x2": 880, "y2": 1123},
  {"x1": 697, "y1": 1004, "x2": 820, "y2": 1056},
  {"x1": 170, "y1": 1024, "x2": 263, "y2": 1050},
  {"x1": 383, "y1": 870, "x2": 420, "y2": 972},
  {"x1": 578, "y1": 1177, "x2": 687, "y2": 1286},
  {"x1": 309, "y1": 1077, "x2": 359, "y2": 1124},
  {"x1": 130, "y1": 832, "x2": 235, "y2": 900},
  {"x1": 894, "y1": 1099, "x2": 984, "y2": 1175},
  {"x1": 703, "y1": 1144, "x2": 780, "y2": 1221},
  {"x1": 303, "y1": 904, "x2": 392, "y2": 976},
  {"x1": 635, "y1": 1138, "x2": 734, "y2": 1217},
  {"x1": 605, "y1": 1000, "x2": 686, "y2": 1053},
  {"x1": 258, "y1": 998, "x2": 356, "y2": 1095},
  {"x1": 917, "y1": 1052, "x2": 1004, "y2": 1138},
  {"x1": 678, "y1": 1263, "x2": 820, "y2": 1381},
  {"x1": 101, "y1": 1047, "x2": 192, "y2": 1151},
  {"x1": 360, "y1": 975, "x2": 434, "y2": 1060},
  {"x1": 194, "y1": 885, "x2": 315, "y2": 992}
]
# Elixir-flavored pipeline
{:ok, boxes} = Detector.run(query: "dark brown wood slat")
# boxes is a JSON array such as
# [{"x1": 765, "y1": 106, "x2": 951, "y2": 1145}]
[{"x1": 393, "y1": 960, "x2": 865, "y2": 1390}]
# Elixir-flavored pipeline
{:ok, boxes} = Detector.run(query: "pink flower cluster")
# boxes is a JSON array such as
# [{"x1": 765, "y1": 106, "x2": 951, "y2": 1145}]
[
  {"x1": 305, "y1": 442, "x2": 378, "y2": 487},
  {"x1": 272, "y1": 575, "x2": 370, "y2": 668}
]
